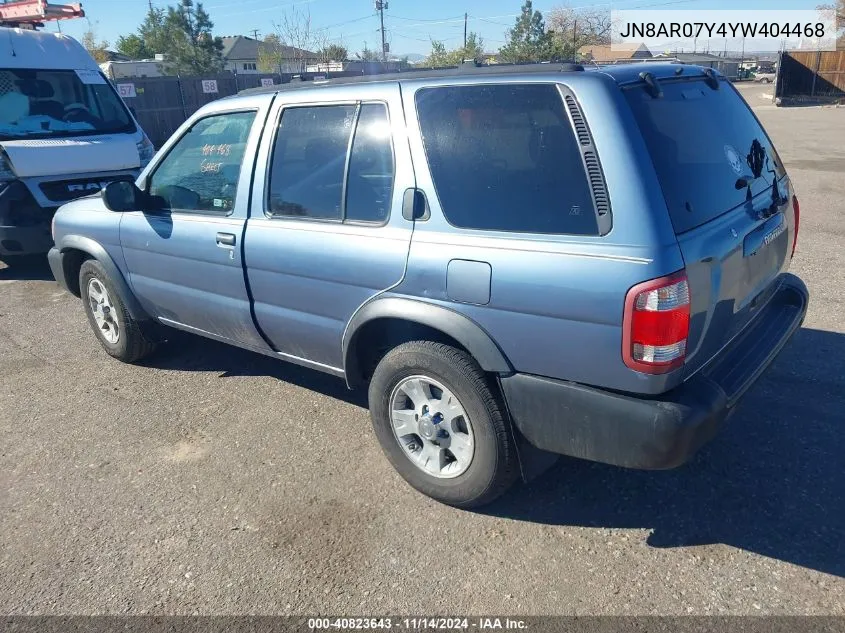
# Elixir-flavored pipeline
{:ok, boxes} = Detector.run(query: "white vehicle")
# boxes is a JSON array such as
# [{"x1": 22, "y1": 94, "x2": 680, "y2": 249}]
[{"x1": 0, "y1": 27, "x2": 154, "y2": 264}]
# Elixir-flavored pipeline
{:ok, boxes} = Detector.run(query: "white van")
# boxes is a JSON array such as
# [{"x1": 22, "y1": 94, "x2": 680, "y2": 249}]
[{"x1": 0, "y1": 27, "x2": 154, "y2": 264}]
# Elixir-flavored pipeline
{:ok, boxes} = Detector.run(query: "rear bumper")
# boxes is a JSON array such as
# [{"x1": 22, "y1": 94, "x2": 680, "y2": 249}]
[{"x1": 501, "y1": 273, "x2": 809, "y2": 469}]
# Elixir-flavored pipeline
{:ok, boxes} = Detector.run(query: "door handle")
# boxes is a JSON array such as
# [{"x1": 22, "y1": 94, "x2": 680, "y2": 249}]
[{"x1": 216, "y1": 232, "x2": 236, "y2": 247}]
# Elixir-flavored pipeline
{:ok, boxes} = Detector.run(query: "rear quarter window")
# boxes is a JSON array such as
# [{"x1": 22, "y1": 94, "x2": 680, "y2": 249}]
[
  {"x1": 624, "y1": 78, "x2": 786, "y2": 234},
  {"x1": 415, "y1": 84, "x2": 599, "y2": 235}
]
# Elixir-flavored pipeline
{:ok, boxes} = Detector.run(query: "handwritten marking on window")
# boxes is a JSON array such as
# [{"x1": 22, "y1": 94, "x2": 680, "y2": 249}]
[
  {"x1": 201, "y1": 159, "x2": 224, "y2": 174},
  {"x1": 201, "y1": 144, "x2": 232, "y2": 157}
]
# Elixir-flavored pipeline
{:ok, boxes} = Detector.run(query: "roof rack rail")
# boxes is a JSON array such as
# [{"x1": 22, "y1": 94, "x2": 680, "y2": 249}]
[{"x1": 236, "y1": 60, "x2": 587, "y2": 96}]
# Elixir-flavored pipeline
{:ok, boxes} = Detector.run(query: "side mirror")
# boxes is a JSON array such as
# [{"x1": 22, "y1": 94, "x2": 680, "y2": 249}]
[{"x1": 101, "y1": 180, "x2": 143, "y2": 212}]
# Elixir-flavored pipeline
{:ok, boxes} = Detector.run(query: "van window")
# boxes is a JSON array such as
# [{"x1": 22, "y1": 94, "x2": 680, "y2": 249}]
[
  {"x1": 0, "y1": 69, "x2": 135, "y2": 140},
  {"x1": 148, "y1": 111, "x2": 256, "y2": 214},
  {"x1": 415, "y1": 84, "x2": 598, "y2": 235},
  {"x1": 624, "y1": 78, "x2": 786, "y2": 234}
]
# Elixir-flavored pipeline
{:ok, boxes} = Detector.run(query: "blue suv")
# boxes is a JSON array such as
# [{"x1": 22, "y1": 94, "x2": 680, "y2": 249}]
[{"x1": 48, "y1": 63, "x2": 808, "y2": 507}]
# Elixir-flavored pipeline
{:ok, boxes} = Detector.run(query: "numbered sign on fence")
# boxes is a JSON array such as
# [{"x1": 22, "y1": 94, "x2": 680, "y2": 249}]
[
  {"x1": 260, "y1": 78, "x2": 275, "y2": 87},
  {"x1": 201, "y1": 79, "x2": 219, "y2": 94},
  {"x1": 117, "y1": 83, "x2": 137, "y2": 99}
]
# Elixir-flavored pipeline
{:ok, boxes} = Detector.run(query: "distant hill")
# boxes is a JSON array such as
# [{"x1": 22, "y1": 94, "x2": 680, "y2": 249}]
[{"x1": 393, "y1": 53, "x2": 425, "y2": 62}]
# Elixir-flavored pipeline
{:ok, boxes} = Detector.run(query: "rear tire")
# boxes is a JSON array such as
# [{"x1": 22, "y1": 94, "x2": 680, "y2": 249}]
[
  {"x1": 79, "y1": 259, "x2": 157, "y2": 363},
  {"x1": 368, "y1": 341, "x2": 518, "y2": 508}
]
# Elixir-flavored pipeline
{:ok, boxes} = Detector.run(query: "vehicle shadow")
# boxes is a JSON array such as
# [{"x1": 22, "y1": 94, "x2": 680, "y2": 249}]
[
  {"x1": 484, "y1": 327, "x2": 845, "y2": 579},
  {"x1": 0, "y1": 256, "x2": 55, "y2": 281},
  {"x1": 141, "y1": 330, "x2": 367, "y2": 408},
  {"x1": 140, "y1": 325, "x2": 844, "y2": 577}
]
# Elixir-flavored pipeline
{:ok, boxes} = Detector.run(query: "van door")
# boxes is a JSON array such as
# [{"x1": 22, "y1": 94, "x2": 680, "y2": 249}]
[
  {"x1": 120, "y1": 104, "x2": 271, "y2": 351},
  {"x1": 244, "y1": 83, "x2": 414, "y2": 372}
]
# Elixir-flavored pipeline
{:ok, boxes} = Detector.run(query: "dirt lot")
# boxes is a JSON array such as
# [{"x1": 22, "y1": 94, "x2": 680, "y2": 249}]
[{"x1": 1, "y1": 82, "x2": 843, "y2": 615}]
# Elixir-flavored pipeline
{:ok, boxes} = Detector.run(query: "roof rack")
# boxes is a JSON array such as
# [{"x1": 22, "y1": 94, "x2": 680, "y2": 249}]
[{"x1": 238, "y1": 60, "x2": 586, "y2": 96}]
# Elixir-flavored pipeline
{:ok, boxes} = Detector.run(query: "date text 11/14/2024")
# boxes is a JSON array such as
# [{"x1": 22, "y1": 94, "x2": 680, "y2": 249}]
[{"x1": 308, "y1": 618, "x2": 529, "y2": 630}]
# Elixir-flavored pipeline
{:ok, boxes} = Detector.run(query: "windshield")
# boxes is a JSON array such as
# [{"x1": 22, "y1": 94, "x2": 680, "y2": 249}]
[
  {"x1": 624, "y1": 77, "x2": 786, "y2": 234},
  {"x1": 0, "y1": 68, "x2": 135, "y2": 141}
]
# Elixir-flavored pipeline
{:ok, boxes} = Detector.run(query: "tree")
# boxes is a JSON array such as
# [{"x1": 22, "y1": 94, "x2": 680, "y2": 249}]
[
  {"x1": 115, "y1": 33, "x2": 151, "y2": 60},
  {"x1": 546, "y1": 6, "x2": 612, "y2": 61},
  {"x1": 257, "y1": 33, "x2": 286, "y2": 73},
  {"x1": 424, "y1": 32, "x2": 486, "y2": 68},
  {"x1": 463, "y1": 32, "x2": 485, "y2": 61},
  {"x1": 163, "y1": 0, "x2": 224, "y2": 75},
  {"x1": 424, "y1": 40, "x2": 452, "y2": 67},
  {"x1": 498, "y1": 0, "x2": 551, "y2": 63},
  {"x1": 273, "y1": 5, "x2": 320, "y2": 72},
  {"x1": 318, "y1": 44, "x2": 348, "y2": 63},
  {"x1": 81, "y1": 24, "x2": 110, "y2": 63},
  {"x1": 817, "y1": 0, "x2": 844, "y2": 49},
  {"x1": 112, "y1": 3, "x2": 223, "y2": 73},
  {"x1": 356, "y1": 43, "x2": 381, "y2": 62},
  {"x1": 137, "y1": 7, "x2": 172, "y2": 58}
]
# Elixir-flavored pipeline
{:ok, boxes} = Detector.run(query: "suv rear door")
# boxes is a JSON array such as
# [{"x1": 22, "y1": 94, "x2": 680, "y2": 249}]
[
  {"x1": 623, "y1": 74, "x2": 797, "y2": 376},
  {"x1": 243, "y1": 82, "x2": 415, "y2": 371}
]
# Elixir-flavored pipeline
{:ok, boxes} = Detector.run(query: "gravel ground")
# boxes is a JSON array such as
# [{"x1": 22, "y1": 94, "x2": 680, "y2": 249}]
[{"x1": 1, "y1": 82, "x2": 843, "y2": 615}]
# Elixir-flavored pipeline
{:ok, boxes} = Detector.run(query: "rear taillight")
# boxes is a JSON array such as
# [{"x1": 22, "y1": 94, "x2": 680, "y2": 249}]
[
  {"x1": 791, "y1": 195, "x2": 800, "y2": 258},
  {"x1": 622, "y1": 271, "x2": 690, "y2": 374}
]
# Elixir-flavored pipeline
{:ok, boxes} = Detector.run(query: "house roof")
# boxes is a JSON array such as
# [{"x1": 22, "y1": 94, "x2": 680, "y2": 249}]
[
  {"x1": 578, "y1": 43, "x2": 651, "y2": 62},
  {"x1": 220, "y1": 36, "x2": 316, "y2": 61}
]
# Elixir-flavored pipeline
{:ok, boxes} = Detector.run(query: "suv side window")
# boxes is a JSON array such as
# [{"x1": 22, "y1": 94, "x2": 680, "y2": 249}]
[
  {"x1": 268, "y1": 103, "x2": 394, "y2": 223},
  {"x1": 415, "y1": 84, "x2": 598, "y2": 235},
  {"x1": 345, "y1": 104, "x2": 394, "y2": 223},
  {"x1": 148, "y1": 110, "x2": 256, "y2": 214}
]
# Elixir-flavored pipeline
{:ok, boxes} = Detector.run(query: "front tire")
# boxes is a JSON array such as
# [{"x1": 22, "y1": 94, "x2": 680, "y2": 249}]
[
  {"x1": 368, "y1": 341, "x2": 518, "y2": 508},
  {"x1": 79, "y1": 259, "x2": 157, "y2": 363}
]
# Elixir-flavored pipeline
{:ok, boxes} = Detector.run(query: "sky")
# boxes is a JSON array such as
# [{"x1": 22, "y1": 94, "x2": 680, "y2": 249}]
[{"x1": 50, "y1": 0, "x2": 823, "y2": 57}]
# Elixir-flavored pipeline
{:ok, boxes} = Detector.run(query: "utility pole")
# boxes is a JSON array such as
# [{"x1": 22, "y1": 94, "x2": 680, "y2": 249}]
[
  {"x1": 463, "y1": 12, "x2": 467, "y2": 50},
  {"x1": 375, "y1": 0, "x2": 388, "y2": 62},
  {"x1": 573, "y1": 19, "x2": 577, "y2": 48},
  {"x1": 250, "y1": 29, "x2": 259, "y2": 40}
]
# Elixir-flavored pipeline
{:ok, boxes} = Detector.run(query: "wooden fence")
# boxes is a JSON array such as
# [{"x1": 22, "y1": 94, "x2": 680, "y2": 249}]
[
  {"x1": 776, "y1": 50, "x2": 845, "y2": 102},
  {"x1": 114, "y1": 73, "x2": 286, "y2": 148}
]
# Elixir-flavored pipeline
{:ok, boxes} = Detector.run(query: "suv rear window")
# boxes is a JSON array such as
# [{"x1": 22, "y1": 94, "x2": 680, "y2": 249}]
[
  {"x1": 624, "y1": 78, "x2": 786, "y2": 234},
  {"x1": 415, "y1": 84, "x2": 598, "y2": 235}
]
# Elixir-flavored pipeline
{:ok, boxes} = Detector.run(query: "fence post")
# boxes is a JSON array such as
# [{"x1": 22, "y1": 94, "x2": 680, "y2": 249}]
[
  {"x1": 810, "y1": 50, "x2": 820, "y2": 98},
  {"x1": 177, "y1": 75, "x2": 188, "y2": 120}
]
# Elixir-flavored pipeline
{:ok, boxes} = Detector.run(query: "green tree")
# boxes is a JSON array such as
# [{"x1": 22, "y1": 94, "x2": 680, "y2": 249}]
[
  {"x1": 257, "y1": 33, "x2": 285, "y2": 72},
  {"x1": 137, "y1": 7, "x2": 172, "y2": 59},
  {"x1": 356, "y1": 43, "x2": 381, "y2": 62},
  {"x1": 498, "y1": 0, "x2": 551, "y2": 63},
  {"x1": 318, "y1": 44, "x2": 348, "y2": 62},
  {"x1": 112, "y1": 3, "x2": 223, "y2": 73},
  {"x1": 424, "y1": 40, "x2": 452, "y2": 67},
  {"x1": 424, "y1": 32, "x2": 485, "y2": 68},
  {"x1": 81, "y1": 25, "x2": 110, "y2": 63},
  {"x1": 163, "y1": 0, "x2": 224, "y2": 75},
  {"x1": 115, "y1": 33, "x2": 151, "y2": 60}
]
